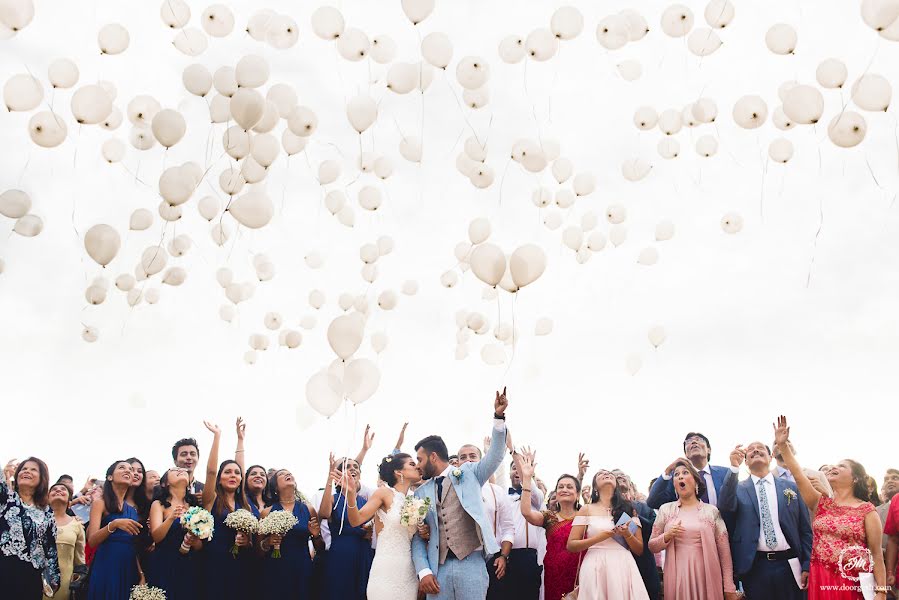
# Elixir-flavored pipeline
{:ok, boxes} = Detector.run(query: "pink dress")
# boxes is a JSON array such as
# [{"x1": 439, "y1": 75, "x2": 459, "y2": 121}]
[
  {"x1": 541, "y1": 512, "x2": 582, "y2": 600},
  {"x1": 808, "y1": 496, "x2": 876, "y2": 600},
  {"x1": 648, "y1": 501, "x2": 736, "y2": 600},
  {"x1": 574, "y1": 515, "x2": 649, "y2": 600}
]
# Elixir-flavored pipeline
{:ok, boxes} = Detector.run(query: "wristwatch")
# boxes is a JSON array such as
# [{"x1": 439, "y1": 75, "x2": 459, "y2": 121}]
[
  {"x1": 493, "y1": 413, "x2": 506, "y2": 420},
  {"x1": 500, "y1": 553, "x2": 510, "y2": 563}
]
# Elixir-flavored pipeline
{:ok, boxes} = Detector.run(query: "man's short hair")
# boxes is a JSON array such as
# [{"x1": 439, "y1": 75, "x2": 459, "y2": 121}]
[
  {"x1": 171, "y1": 438, "x2": 199, "y2": 461},
  {"x1": 415, "y1": 435, "x2": 449, "y2": 462},
  {"x1": 683, "y1": 432, "x2": 712, "y2": 460}
]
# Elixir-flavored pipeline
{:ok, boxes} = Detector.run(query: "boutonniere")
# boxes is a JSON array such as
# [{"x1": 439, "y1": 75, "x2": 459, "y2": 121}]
[
  {"x1": 784, "y1": 489, "x2": 797, "y2": 505},
  {"x1": 451, "y1": 468, "x2": 463, "y2": 482}
]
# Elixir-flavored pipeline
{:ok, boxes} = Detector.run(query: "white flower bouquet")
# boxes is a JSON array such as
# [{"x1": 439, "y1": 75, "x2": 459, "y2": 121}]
[
  {"x1": 223, "y1": 508, "x2": 258, "y2": 558},
  {"x1": 258, "y1": 510, "x2": 298, "y2": 558},
  {"x1": 179, "y1": 506, "x2": 214, "y2": 554},
  {"x1": 400, "y1": 496, "x2": 431, "y2": 529},
  {"x1": 129, "y1": 584, "x2": 167, "y2": 600}
]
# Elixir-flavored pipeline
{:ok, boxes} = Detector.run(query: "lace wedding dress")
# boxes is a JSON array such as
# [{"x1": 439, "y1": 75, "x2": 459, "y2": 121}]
[{"x1": 366, "y1": 489, "x2": 420, "y2": 600}]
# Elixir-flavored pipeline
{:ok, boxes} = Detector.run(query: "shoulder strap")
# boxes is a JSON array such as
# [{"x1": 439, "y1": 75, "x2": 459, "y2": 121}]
[{"x1": 489, "y1": 485, "x2": 498, "y2": 536}]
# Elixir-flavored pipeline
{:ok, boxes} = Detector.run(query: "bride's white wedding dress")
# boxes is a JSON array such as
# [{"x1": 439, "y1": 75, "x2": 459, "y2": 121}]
[{"x1": 367, "y1": 489, "x2": 420, "y2": 600}]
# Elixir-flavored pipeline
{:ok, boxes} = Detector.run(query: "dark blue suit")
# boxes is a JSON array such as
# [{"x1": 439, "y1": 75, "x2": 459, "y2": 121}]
[
  {"x1": 632, "y1": 501, "x2": 660, "y2": 600},
  {"x1": 718, "y1": 470, "x2": 812, "y2": 600},
  {"x1": 646, "y1": 464, "x2": 731, "y2": 509}
]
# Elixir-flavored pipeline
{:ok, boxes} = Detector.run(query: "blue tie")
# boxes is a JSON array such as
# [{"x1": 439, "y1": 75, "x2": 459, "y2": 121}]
[
  {"x1": 699, "y1": 471, "x2": 710, "y2": 503},
  {"x1": 435, "y1": 476, "x2": 445, "y2": 502},
  {"x1": 758, "y1": 479, "x2": 778, "y2": 549}
]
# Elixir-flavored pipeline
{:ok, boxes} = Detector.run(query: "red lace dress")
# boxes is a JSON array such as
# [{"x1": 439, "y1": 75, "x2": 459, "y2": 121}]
[
  {"x1": 541, "y1": 511, "x2": 583, "y2": 600},
  {"x1": 809, "y1": 496, "x2": 876, "y2": 600}
]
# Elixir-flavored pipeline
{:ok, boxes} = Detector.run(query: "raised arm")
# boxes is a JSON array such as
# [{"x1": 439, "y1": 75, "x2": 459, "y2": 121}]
[
  {"x1": 343, "y1": 478, "x2": 385, "y2": 527},
  {"x1": 576, "y1": 453, "x2": 589, "y2": 486},
  {"x1": 473, "y1": 388, "x2": 508, "y2": 486},
  {"x1": 234, "y1": 417, "x2": 246, "y2": 474},
  {"x1": 318, "y1": 454, "x2": 338, "y2": 521},
  {"x1": 513, "y1": 452, "x2": 546, "y2": 527},
  {"x1": 393, "y1": 422, "x2": 409, "y2": 454},
  {"x1": 202, "y1": 421, "x2": 221, "y2": 510},
  {"x1": 773, "y1": 416, "x2": 822, "y2": 515},
  {"x1": 355, "y1": 425, "x2": 375, "y2": 466}
]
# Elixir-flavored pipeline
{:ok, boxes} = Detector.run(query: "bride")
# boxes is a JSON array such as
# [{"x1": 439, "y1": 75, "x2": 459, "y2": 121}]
[{"x1": 340, "y1": 453, "x2": 427, "y2": 600}]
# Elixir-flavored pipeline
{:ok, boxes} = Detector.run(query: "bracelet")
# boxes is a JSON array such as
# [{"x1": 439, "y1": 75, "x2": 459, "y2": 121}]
[
  {"x1": 107, "y1": 523, "x2": 114, "y2": 533},
  {"x1": 235, "y1": 450, "x2": 244, "y2": 453},
  {"x1": 521, "y1": 488, "x2": 531, "y2": 493},
  {"x1": 347, "y1": 503, "x2": 357, "y2": 509}
]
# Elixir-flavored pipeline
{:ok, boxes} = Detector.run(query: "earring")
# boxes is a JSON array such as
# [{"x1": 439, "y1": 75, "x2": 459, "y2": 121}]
[{"x1": 399, "y1": 474, "x2": 405, "y2": 484}]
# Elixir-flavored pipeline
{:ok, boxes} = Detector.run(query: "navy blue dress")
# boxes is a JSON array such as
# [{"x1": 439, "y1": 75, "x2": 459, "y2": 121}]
[
  {"x1": 262, "y1": 502, "x2": 313, "y2": 599},
  {"x1": 202, "y1": 501, "x2": 251, "y2": 600},
  {"x1": 145, "y1": 511, "x2": 198, "y2": 599},
  {"x1": 87, "y1": 503, "x2": 140, "y2": 600},
  {"x1": 322, "y1": 493, "x2": 374, "y2": 600},
  {"x1": 241, "y1": 502, "x2": 263, "y2": 597}
]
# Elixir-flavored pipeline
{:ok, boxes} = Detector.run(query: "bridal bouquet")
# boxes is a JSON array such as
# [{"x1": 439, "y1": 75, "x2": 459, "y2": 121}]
[
  {"x1": 223, "y1": 508, "x2": 258, "y2": 558},
  {"x1": 258, "y1": 510, "x2": 298, "y2": 558},
  {"x1": 179, "y1": 506, "x2": 214, "y2": 554},
  {"x1": 129, "y1": 584, "x2": 167, "y2": 600},
  {"x1": 400, "y1": 496, "x2": 431, "y2": 528}
]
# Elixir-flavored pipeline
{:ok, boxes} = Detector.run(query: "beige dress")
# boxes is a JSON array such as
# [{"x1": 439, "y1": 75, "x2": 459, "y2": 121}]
[{"x1": 52, "y1": 518, "x2": 85, "y2": 600}]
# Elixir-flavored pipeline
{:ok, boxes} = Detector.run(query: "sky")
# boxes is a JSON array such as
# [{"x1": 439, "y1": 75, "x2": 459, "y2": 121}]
[{"x1": 1, "y1": 0, "x2": 898, "y2": 497}]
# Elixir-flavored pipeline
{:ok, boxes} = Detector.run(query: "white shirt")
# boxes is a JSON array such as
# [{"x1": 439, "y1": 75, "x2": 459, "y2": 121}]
[
  {"x1": 750, "y1": 473, "x2": 791, "y2": 552},
  {"x1": 508, "y1": 486, "x2": 546, "y2": 555},
  {"x1": 481, "y1": 482, "x2": 515, "y2": 545}
]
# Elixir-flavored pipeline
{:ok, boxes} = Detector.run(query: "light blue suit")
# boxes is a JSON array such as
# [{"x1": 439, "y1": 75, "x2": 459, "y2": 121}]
[{"x1": 412, "y1": 421, "x2": 506, "y2": 599}]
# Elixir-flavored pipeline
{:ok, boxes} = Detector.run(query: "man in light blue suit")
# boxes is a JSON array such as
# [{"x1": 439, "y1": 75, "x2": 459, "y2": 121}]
[
  {"x1": 412, "y1": 388, "x2": 509, "y2": 600},
  {"x1": 647, "y1": 431, "x2": 731, "y2": 509},
  {"x1": 718, "y1": 441, "x2": 812, "y2": 600}
]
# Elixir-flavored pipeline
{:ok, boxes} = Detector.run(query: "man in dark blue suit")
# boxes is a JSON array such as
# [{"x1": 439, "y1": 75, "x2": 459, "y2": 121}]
[
  {"x1": 718, "y1": 441, "x2": 812, "y2": 600},
  {"x1": 647, "y1": 432, "x2": 731, "y2": 509}
]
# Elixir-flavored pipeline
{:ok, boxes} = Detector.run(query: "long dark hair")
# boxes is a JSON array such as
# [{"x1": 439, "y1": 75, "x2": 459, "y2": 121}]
[
  {"x1": 213, "y1": 460, "x2": 249, "y2": 516},
  {"x1": 243, "y1": 464, "x2": 268, "y2": 510},
  {"x1": 555, "y1": 473, "x2": 582, "y2": 510},
  {"x1": 13, "y1": 457, "x2": 50, "y2": 508},
  {"x1": 125, "y1": 457, "x2": 151, "y2": 519},
  {"x1": 265, "y1": 469, "x2": 293, "y2": 504},
  {"x1": 591, "y1": 472, "x2": 634, "y2": 524},
  {"x1": 102, "y1": 460, "x2": 132, "y2": 515},
  {"x1": 153, "y1": 469, "x2": 199, "y2": 509},
  {"x1": 844, "y1": 459, "x2": 872, "y2": 503},
  {"x1": 378, "y1": 454, "x2": 411, "y2": 487}
]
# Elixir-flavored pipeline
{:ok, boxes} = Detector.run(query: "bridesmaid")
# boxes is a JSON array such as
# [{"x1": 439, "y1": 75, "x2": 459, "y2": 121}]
[
  {"x1": 49, "y1": 483, "x2": 85, "y2": 600},
  {"x1": 200, "y1": 420, "x2": 253, "y2": 600},
  {"x1": 259, "y1": 469, "x2": 325, "y2": 599},
  {"x1": 87, "y1": 460, "x2": 143, "y2": 599},
  {"x1": 648, "y1": 459, "x2": 739, "y2": 600},
  {"x1": 233, "y1": 417, "x2": 266, "y2": 516},
  {"x1": 774, "y1": 416, "x2": 888, "y2": 600},
  {"x1": 318, "y1": 455, "x2": 374, "y2": 600},
  {"x1": 147, "y1": 468, "x2": 203, "y2": 599},
  {"x1": 514, "y1": 451, "x2": 584, "y2": 600}
]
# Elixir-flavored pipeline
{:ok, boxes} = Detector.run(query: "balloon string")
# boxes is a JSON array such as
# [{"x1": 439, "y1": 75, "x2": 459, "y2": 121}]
[
  {"x1": 806, "y1": 192, "x2": 824, "y2": 289},
  {"x1": 442, "y1": 72, "x2": 483, "y2": 146},
  {"x1": 501, "y1": 293, "x2": 518, "y2": 380}
]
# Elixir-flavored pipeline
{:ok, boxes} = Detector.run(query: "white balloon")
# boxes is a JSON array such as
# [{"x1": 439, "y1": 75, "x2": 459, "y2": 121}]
[
  {"x1": 400, "y1": 280, "x2": 419, "y2": 296},
  {"x1": 399, "y1": 136, "x2": 423, "y2": 162},
  {"x1": 235, "y1": 54, "x2": 270, "y2": 88},
  {"x1": 342, "y1": 359, "x2": 380, "y2": 404},
  {"x1": 572, "y1": 172, "x2": 596, "y2": 196},
  {"x1": 562, "y1": 226, "x2": 583, "y2": 251},
  {"x1": 101, "y1": 138, "x2": 125, "y2": 163},
  {"x1": 149, "y1": 109, "x2": 185, "y2": 148},
  {"x1": 772, "y1": 106, "x2": 795, "y2": 130},
  {"x1": 481, "y1": 344, "x2": 506, "y2": 366},
  {"x1": 318, "y1": 160, "x2": 341, "y2": 185},
  {"x1": 533, "y1": 317, "x2": 553, "y2": 336},
  {"x1": 358, "y1": 186, "x2": 382, "y2": 211},
  {"x1": 158, "y1": 166, "x2": 195, "y2": 206},
  {"x1": 861, "y1": 0, "x2": 899, "y2": 30},
  {"x1": 140, "y1": 246, "x2": 168, "y2": 276},
  {"x1": 263, "y1": 311, "x2": 282, "y2": 330},
  {"x1": 48, "y1": 58, "x2": 78, "y2": 89},
  {"x1": 401, "y1": 0, "x2": 434, "y2": 24},
  {"x1": 552, "y1": 158, "x2": 573, "y2": 183},
  {"x1": 336, "y1": 27, "x2": 369, "y2": 61},
  {"x1": 378, "y1": 290, "x2": 398, "y2": 311},
  {"x1": 626, "y1": 354, "x2": 643, "y2": 375},
  {"x1": 228, "y1": 189, "x2": 273, "y2": 229},
  {"x1": 250, "y1": 133, "x2": 279, "y2": 167},
  {"x1": 311, "y1": 6, "x2": 344, "y2": 39},
  {"x1": 85, "y1": 224, "x2": 120, "y2": 267},
  {"x1": 468, "y1": 218, "x2": 491, "y2": 244},
  {"x1": 265, "y1": 14, "x2": 299, "y2": 49},
  {"x1": 169, "y1": 234, "x2": 191, "y2": 257},
  {"x1": 116, "y1": 274, "x2": 136, "y2": 292},
  {"x1": 661, "y1": 4, "x2": 694, "y2": 37},
  {"x1": 587, "y1": 231, "x2": 606, "y2": 251},
  {"x1": 440, "y1": 270, "x2": 459, "y2": 288},
  {"x1": 609, "y1": 225, "x2": 627, "y2": 247},
  {"x1": 657, "y1": 109, "x2": 683, "y2": 135},
  {"x1": 422, "y1": 32, "x2": 453, "y2": 69},
  {"x1": 816, "y1": 58, "x2": 847, "y2": 89},
  {"x1": 266, "y1": 83, "x2": 297, "y2": 118},
  {"x1": 201, "y1": 4, "x2": 234, "y2": 36},
  {"x1": 637, "y1": 247, "x2": 659, "y2": 266},
  {"x1": 509, "y1": 244, "x2": 546, "y2": 289},
  {"x1": 621, "y1": 158, "x2": 651, "y2": 181},
  {"x1": 732, "y1": 95, "x2": 768, "y2": 129},
  {"x1": 82, "y1": 326, "x2": 99, "y2": 343},
  {"x1": 687, "y1": 27, "x2": 721, "y2": 56},
  {"x1": 696, "y1": 135, "x2": 718, "y2": 157},
  {"x1": 765, "y1": 23, "x2": 797, "y2": 55},
  {"x1": 160, "y1": 0, "x2": 190, "y2": 28},
  {"x1": 470, "y1": 243, "x2": 506, "y2": 286},
  {"x1": 0, "y1": 0, "x2": 33, "y2": 32},
  {"x1": 230, "y1": 88, "x2": 265, "y2": 130},
  {"x1": 346, "y1": 95, "x2": 378, "y2": 133},
  {"x1": 633, "y1": 106, "x2": 658, "y2": 130},
  {"x1": 525, "y1": 28, "x2": 558, "y2": 61},
  {"x1": 337, "y1": 206, "x2": 355, "y2": 227},
  {"x1": 370, "y1": 35, "x2": 397, "y2": 64},
  {"x1": 4, "y1": 73, "x2": 42, "y2": 111},
  {"x1": 216, "y1": 268, "x2": 233, "y2": 289},
  {"x1": 768, "y1": 138, "x2": 794, "y2": 163},
  {"x1": 0, "y1": 189, "x2": 30, "y2": 219},
  {"x1": 617, "y1": 60, "x2": 642, "y2": 81},
  {"x1": 13, "y1": 214, "x2": 42, "y2": 237},
  {"x1": 306, "y1": 370, "x2": 343, "y2": 417},
  {"x1": 172, "y1": 28, "x2": 208, "y2": 57},
  {"x1": 129, "y1": 208, "x2": 153, "y2": 231},
  {"x1": 210, "y1": 222, "x2": 231, "y2": 246},
  {"x1": 287, "y1": 105, "x2": 318, "y2": 137},
  {"x1": 162, "y1": 266, "x2": 187, "y2": 286},
  {"x1": 498, "y1": 35, "x2": 526, "y2": 64},
  {"x1": 783, "y1": 85, "x2": 824, "y2": 127},
  {"x1": 851, "y1": 74, "x2": 892, "y2": 111},
  {"x1": 721, "y1": 212, "x2": 743, "y2": 234},
  {"x1": 71, "y1": 84, "x2": 112, "y2": 124},
  {"x1": 620, "y1": 9, "x2": 649, "y2": 40},
  {"x1": 655, "y1": 220, "x2": 675, "y2": 241},
  {"x1": 704, "y1": 0, "x2": 735, "y2": 27},
  {"x1": 456, "y1": 56, "x2": 490, "y2": 90},
  {"x1": 596, "y1": 14, "x2": 629, "y2": 49},
  {"x1": 28, "y1": 111, "x2": 67, "y2": 147},
  {"x1": 98, "y1": 23, "x2": 129, "y2": 55},
  {"x1": 327, "y1": 313, "x2": 364, "y2": 359},
  {"x1": 828, "y1": 111, "x2": 867, "y2": 148},
  {"x1": 551, "y1": 6, "x2": 584, "y2": 40},
  {"x1": 658, "y1": 138, "x2": 680, "y2": 159},
  {"x1": 282, "y1": 129, "x2": 307, "y2": 155}
]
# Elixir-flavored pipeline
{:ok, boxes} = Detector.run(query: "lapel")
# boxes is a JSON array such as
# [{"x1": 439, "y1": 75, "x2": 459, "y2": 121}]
[
  {"x1": 742, "y1": 476, "x2": 761, "y2": 524},
  {"x1": 773, "y1": 477, "x2": 789, "y2": 523}
]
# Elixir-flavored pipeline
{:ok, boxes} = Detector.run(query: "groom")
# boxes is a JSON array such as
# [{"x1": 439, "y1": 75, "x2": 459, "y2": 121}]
[{"x1": 412, "y1": 388, "x2": 509, "y2": 600}]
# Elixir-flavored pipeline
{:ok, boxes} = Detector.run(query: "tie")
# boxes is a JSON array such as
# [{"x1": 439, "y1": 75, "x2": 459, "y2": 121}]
[
  {"x1": 508, "y1": 487, "x2": 520, "y2": 495},
  {"x1": 757, "y1": 479, "x2": 778, "y2": 549},
  {"x1": 699, "y1": 470, "x2": 710, "y2": 504},
  {"x1": 435, "y1": 476, "x2": 445, "y2": 502}
]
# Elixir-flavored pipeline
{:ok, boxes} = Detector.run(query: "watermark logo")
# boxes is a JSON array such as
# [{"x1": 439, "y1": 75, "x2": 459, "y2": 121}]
[{"x1": 837, "y1": 545, "x2": 874, "y2": 582}]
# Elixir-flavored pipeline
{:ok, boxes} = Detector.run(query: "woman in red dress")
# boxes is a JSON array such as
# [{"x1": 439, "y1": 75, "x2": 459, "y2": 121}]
[
  {"x1": 515, "y1": 452, "x2": 584, "y2": 600},
  {"x1": 773, "y1": 416, "x2": 888, "y2": 600}
]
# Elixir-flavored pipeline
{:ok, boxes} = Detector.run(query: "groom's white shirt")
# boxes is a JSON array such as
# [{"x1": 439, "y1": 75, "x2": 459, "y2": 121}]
[{"x1": 416, "y1": 418, "x2": 506, "y2": 580}]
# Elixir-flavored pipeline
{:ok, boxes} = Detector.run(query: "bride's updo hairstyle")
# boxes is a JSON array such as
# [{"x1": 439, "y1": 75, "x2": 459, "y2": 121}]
[{"x1": 379, "y1": 453, "x2": 412, "y2": 486}]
